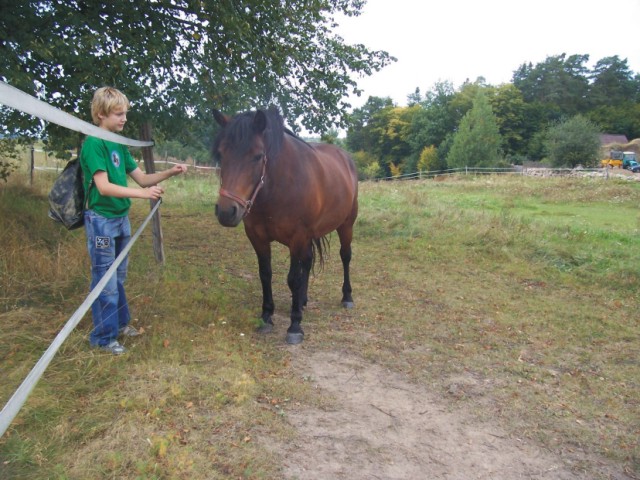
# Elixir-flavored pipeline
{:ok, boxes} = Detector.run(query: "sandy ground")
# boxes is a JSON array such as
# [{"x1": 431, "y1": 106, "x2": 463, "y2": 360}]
[{"x1": 269, "y1": 349, "x2": 634, "y2": 480}]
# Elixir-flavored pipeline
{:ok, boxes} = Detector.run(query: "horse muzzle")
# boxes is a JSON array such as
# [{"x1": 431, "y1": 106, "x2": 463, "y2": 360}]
[{"x1": 215, "y1": 201, "x2": 244, "y2": 227}]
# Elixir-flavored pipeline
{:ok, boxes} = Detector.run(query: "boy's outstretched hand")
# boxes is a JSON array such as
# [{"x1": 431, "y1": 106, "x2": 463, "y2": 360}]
[{"x1": 171, "y1": 163, "x2": 188, "y2": 176}]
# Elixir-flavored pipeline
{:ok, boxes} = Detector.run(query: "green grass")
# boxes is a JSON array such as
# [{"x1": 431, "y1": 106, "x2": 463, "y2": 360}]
[{"x1": 0, "y1": 171, "x2": 639, "y2": 478}]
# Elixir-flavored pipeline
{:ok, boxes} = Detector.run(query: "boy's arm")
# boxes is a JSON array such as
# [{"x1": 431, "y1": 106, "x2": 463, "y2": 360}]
[
  {"x1": 129, "y1": 164, "x2": 187, "y2": 187},
  {"x1": 93, "y1": 171, "x2": 163, "y2": 200}
]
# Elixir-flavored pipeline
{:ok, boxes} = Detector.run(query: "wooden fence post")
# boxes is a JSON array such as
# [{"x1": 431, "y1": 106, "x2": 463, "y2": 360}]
[
  {"x1": 30, "y1": 146, "x2": 35, "y2": 185},
  {"x1": 140, "y1": 122, "x2": 165, "y2": 264}
]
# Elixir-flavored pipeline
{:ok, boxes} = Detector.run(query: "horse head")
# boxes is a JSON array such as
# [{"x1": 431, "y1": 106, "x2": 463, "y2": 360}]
[{"x1": 213, "y1": 109, "x2": 269, "y2": 227}]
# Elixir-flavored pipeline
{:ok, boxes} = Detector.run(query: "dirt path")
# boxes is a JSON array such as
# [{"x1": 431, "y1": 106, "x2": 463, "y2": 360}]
[{"x1": 271, "y1": 349, "x2": 632, "y2": 480}]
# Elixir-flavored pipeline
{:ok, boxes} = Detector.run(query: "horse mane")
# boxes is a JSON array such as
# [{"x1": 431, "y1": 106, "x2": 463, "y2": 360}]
[{"x1": 214, "y1": 106, "x2": 295, "y2": 161}]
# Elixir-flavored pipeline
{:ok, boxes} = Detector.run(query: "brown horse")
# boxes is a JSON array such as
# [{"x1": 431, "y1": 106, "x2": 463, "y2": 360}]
[{"x1": 213, "y1": 107, "x2": 358, "y2": 344}]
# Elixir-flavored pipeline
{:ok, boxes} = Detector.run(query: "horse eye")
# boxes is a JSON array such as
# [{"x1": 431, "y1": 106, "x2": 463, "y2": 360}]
[{"x1": 253, "y1": 153, "x2": 264, "y2": 162}]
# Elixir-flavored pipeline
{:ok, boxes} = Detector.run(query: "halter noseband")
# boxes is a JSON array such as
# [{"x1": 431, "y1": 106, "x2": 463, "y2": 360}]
[{"x1": 218, "y1": 153, "x2": 268, "y2": 217}]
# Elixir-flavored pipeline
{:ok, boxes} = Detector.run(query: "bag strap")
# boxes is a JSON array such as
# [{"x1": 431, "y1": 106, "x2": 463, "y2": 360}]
[
  {"x1": 78, "y1": 143, "x2": 94, "y2": 212},
  {"x1": 84, "y1": 179, "x2": 93, "y2": 210}
]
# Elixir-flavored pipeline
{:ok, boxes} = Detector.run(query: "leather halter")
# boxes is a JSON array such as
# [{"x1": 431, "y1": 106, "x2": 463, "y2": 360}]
[{"x1": 218, "y1": 153, "x2": 268, "y2": 217}]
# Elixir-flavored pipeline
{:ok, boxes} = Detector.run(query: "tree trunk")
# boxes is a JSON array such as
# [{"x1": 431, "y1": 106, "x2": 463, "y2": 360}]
[{"x1": 140, "y1": 122, "x2": 165, "y2": 264}]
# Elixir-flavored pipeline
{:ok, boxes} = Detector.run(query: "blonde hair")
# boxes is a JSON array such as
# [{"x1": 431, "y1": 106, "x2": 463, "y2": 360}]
[{"x1": 91, "y1": 87, "x2": 130, "y2": 125}]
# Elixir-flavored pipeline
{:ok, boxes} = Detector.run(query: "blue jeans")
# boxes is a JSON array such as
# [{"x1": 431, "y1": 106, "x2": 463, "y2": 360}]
[{"x1": 84, "y1": 210, "x2": 131, "y2": 346}]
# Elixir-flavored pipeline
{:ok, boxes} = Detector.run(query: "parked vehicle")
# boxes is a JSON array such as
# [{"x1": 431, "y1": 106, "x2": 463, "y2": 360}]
[{"x1": 601, "y1": 150, "x2": 639, "y2": 172}]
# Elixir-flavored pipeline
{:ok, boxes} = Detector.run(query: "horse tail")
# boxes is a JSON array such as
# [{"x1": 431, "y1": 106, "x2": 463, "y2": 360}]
[{"x1": 311, "y1": 235, "x2": 330, "y2": 273}]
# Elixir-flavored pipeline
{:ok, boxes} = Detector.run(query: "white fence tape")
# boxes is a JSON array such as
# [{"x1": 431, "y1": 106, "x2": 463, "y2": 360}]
[
  {"x1": 0, "y1": 199, "x2": 162, "y2": 438},
  {"x1": 0, "y1": 82, "x2": 159, "y2": 438},
  {"x1": 0, "y1": 81, "x2": 153, "y2": 147}
]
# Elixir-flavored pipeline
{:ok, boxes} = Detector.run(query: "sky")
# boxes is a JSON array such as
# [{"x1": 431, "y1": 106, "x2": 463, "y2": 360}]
[{"x1": 333, "y1": 0, "x2": 640, "y2": 108}]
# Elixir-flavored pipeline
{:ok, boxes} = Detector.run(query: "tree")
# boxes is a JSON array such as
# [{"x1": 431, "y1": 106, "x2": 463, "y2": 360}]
[
  {"x1": 406, "y1": 87, "x2": 422, "y2": 106},
  {"x1": 512, "y1": 53, "x2": 590, "y2": 118},
  {"x1": 544, "y1": 115, "x2": 601, "y2": 168},
  {"x1": 489, "y1": 84, "x2": 527, "y2": 156},
  {"x1": 588, "y1": 104, "x2": 640, "y2": 141},
  {"x1": 589, "y1": 56, "x2": 639, "y2": 107},
  {"x1": 345, "y1": 96, "x2": 394, "y2": 153},
  {"x1": 417, "y1": 145, "x2": 441, "y2": 172},
  {"x1": 0, "y1": 0, "x2": 394, "y2": 156},
  {"x1": 587, "y1": 56, "x2": 640, "y2": 140},
  {"x1": 366, "y1": 105, "x2": 420, "y2": 174},
  {"x1": 447, "y1": 90, "x2": 502, "y2": 168},
  {"x1": 407, "y1": 81, "x2": 457, "y2": 156}
]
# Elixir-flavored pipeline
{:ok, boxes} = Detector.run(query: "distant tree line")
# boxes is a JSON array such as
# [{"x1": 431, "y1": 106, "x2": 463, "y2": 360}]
[
  {"x1": 1, "y1": 0, "x2": 637, "y2": 184},
  {"x1": 344, "y1": 54, "x2": 639, "y2": 179}
]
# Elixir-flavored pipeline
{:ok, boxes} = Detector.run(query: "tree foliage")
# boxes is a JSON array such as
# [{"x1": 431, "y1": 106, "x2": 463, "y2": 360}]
[
  {"x1": 447, "y1": 90, "x2": 502, "y2": 168},
  {"x1": 513, "y1": 53, "x2": 591, "y2": 118},
  {"x1": 0, "y1": 0, "x2": 394, "y2": 155},
  {"x1": 417, "y1": 145, "x2": 439, "y2": 172},
  {"x1": 0, "y1": 138, "x2": 21, "y2": 182},
  {"x1": 589, "y1": 56, "x2": 639, "y2": 107},
  {"x1": 489, "y1": 84, "x2": 527, "y2": 156},
  {"x1": 544, "y1": 115, "x2": 601, "y2": 168}
]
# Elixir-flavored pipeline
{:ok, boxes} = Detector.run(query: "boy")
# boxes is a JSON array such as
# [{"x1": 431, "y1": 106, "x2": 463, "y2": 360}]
[{"x1": 81, "y1": 86, "x2": 187, "y2": 354}]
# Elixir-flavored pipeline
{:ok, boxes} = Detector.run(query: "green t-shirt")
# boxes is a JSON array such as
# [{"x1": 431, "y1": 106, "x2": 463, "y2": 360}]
[{"x1": 80, "y1": 136, "x2": 139, "y2": 218}]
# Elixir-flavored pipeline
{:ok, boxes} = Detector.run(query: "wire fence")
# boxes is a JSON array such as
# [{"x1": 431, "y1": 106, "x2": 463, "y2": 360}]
[{"x1": 373, "y1": 165, "x2": 638, "y2": 182}]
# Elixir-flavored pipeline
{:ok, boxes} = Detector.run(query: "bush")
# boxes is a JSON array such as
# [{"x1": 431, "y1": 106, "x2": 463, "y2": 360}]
[
  {"x1": 544, "y1": 115, "x2": 601, "y2": 168},
  {"x1": 363, "y1": 161, "x2": 382, "y2": 180},
  {"x1": 0, "y1": 138, "x2": 21, "y2": 182},
  {"x1": 352, "y1": 150, "x2": 381, "y2": 180},
  {"x1": 418, "y1": 145, "x2": 439, "y2": 172}
]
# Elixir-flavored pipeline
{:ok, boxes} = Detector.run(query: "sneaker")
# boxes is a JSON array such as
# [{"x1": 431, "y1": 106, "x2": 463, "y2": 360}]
[
  {"x1": 119, "y1": 325, "x2": 140, "y2": 337},
  {"x1": 99, "y1": 340, "x2": 127, "y2": 355}
]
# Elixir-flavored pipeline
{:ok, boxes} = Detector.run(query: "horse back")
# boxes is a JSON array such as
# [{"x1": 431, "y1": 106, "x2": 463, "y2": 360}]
[
  {"x1": 301, "y1": 142, "x2": 358, "y2": 223},
  {"x1": 247, "y1": 140, "x2": 357, "y2": 244}
]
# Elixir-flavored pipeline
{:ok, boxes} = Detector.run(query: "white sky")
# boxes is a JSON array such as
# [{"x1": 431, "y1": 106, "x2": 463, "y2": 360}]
[{"x1": 334, "y1": 0, "x2": 640, "y2": 107}]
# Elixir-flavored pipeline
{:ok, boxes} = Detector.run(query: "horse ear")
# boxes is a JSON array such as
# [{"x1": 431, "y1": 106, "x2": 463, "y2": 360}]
[
  {"x1": 213, "y1": 109, "x2": 228, "y2": 127},
  {"x1": 253, "y1": 110, "x2": 267, "y2": 134}
]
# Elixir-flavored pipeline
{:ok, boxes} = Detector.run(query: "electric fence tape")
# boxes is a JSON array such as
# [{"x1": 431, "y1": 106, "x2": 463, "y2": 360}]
[
  {"x1": 0, "y1": 80, "x2": 158, "y2": 437},
  {"x1": 0, "y1": 81, "x2": 153, "y2": 147},
  {"x1": 0, "y1": 198, "x2": 162, "y2": 438}
]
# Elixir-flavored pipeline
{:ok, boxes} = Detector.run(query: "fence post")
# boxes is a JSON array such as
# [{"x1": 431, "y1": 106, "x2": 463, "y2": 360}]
[
  {"x1": 140, "y1": 122, "x2": 165, "y2": 264},
  {"x1": 30, "y1": 146, "x2": 35, "y2": 185}
]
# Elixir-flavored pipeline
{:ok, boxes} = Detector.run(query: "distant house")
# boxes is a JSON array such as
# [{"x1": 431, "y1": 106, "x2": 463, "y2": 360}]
[{"x1": 599, "y1": 134, "x2": 628, "y2": 146}]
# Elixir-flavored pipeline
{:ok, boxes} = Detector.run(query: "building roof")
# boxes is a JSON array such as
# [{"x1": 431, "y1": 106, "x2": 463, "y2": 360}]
[{"x1": 600, "y1": 134, "x2": 629, "y2": 145}]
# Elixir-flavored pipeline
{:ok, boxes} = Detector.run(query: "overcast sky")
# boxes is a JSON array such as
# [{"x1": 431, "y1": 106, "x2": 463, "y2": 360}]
[{"x1": 334, "y1": 0, "x2": 640, "y2": 107}]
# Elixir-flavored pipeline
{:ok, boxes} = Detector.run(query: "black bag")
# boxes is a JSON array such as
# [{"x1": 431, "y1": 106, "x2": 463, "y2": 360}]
[{"x1": 48, "y1": 158, "x2": 91, "y2": 230}]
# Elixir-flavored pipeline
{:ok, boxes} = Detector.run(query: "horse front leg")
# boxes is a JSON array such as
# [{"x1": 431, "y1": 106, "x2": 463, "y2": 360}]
[
  {"x1": 286, "y1": 249, "x2": 312, "y2": 344},
  {"x1": 256, "y1": 249, "x2": 275, "y2": 333}
]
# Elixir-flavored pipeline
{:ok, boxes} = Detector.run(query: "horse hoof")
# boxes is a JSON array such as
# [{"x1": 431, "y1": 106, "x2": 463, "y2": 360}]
[
  {"x1": 257, "y1": 322, "x2": 273, "y2": 334},
  {"x1": 342, "y1": 301, "x2": 355, "y2": 309},
  {"x1": 286, "y1": 332, "x2": 304, "y2": 345}
]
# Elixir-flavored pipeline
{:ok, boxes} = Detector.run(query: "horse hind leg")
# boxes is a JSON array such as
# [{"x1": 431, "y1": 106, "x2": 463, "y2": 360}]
[
  {"x1": 285, "y1": 246, "x2": 313, "y2": 344},
  {"x1": 337, "y1": 223, "x2": 355, "y2": 309}
]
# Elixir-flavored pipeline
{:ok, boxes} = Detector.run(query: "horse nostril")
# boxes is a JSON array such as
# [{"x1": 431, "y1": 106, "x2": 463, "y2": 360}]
[
  {"x1": 214, "y1": 204, "x2": 219, "y2": 217},
  {"x1": 231, "y1": 205, "x2": 237, "y2": 218}
]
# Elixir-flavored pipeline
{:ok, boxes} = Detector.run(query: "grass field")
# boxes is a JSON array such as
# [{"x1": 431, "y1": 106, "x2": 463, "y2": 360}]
[{"x1": 0, "y1": 170, "x2": 639, "y2": 479}]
